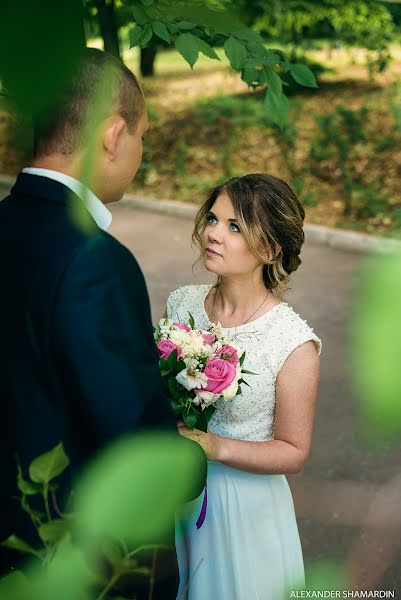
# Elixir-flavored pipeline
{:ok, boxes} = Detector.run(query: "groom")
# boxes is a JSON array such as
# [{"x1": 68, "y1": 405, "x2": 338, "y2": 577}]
[{"x1": 0, "y1": 48, "x2": 206, "y2": 595}]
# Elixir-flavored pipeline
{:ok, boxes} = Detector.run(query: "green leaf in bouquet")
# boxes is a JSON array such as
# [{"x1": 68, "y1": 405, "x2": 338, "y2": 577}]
[
  {"x1": 159, "y1": 357, "x2": 169, "y2": 369},
  {"x1": 241, "y1": 369, "x2": 258, "y2": 376},
  {"x1": 0, "y1": 534, "x2": 42, "y2": 558},
  {"x1": 188, "y1": 312, "x2": 195, "y2": 329},
  {"x1": 176, "y1": 358, "x2": 186, "y2": 371},
  {"x1": 168, "y1": 377, "x2": 182, "y2": 401},
  {"x1": 167, "y1": 348, "x2": 179, "y2": 370},
  {"x1": 239, "y1": 351, "x2": 246, "y2": 367},
  {"x1": 169, "y1": 398, "x2": 184, "y2": 416},
  {"x1": 161, "y1": 369, "x2": 171, "y2": 377},
  {"x1": 38, "y1": 519, "x2": 68, "y2": 544},
  {"x1": 196, "y1": 405, "x2": 215, "y2": 433},
  {"x1": 236, "y1": 386, "x2": 242, "y2": 396},
  {"x1": 183, "y1": 411, "x2": 198, "y2": 430},
  {"x1": 29, "y1": 442, "x2": 70, "y2": 484}
]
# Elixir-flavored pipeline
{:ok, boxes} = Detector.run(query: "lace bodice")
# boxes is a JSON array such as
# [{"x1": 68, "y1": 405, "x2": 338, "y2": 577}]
[{"x1": 166, "y1": 284, "x2": 322, "y2": 442}]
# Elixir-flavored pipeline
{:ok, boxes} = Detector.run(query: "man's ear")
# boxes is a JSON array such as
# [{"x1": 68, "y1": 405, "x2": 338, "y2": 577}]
[{"x1": 103, "y1": 117, "x2": 126, "y2": 160}]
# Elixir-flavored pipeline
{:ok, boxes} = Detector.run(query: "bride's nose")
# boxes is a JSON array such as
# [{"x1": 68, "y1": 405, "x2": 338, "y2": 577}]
[{"x1": 208, "y1": 223, "x2": 225, "y2": 244}]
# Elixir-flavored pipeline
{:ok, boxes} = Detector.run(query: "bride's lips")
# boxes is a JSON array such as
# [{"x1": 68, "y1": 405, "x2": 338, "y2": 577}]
[{"x1": 206, "y1": 247, "x2": 222, "y2": 258}]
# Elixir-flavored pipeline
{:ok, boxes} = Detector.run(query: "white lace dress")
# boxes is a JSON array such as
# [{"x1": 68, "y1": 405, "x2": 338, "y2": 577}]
[{"x1": 166, "y1": 284, "x2": 322, "y2": 600}]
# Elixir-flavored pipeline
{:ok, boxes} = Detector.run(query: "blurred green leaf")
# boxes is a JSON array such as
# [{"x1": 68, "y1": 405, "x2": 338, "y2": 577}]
[
  {"x1": 0, "y1": 571, "x2": 30, "y2": 600},
  {"x1": 0, "y1": 535, "x2": 41, "y2": 558},
  {"x1": 17, "y1": 462, "x2": 41, "y2": 496},
  {"x1": 175, "y1": 33, "x2": 199, "y2": 68},
  {"x1": 263, "y1": 88, "x2": 289, "y2": 130},
  {"x1": 224, "y1": 36, "x2": 247, "y2": 71},
  {"x1": 38, "y1": 520, "x2": 68, "y2": 544},
  {"x1": 129, "y1": 25, "x2": 145, "y2": 47},
  {"x1": 349, "y1": 249, "x2": 401, "y2": 446},
  {"x1": 73, "y1": 432, "x2": 204, "y2": 547},
  {"x1": 138, "y1": 24, "x2": 154, "y2": 48},
  {"x1": 152, "y1": 21, "x2": 171, "y2": 43},
  {"x1": 289, "y1": 64, "x2": 318, "y2": 88},
  {"x1": 265, "y1": 69, "x2": 283, "y2": 95},
  {"x1": 29, "y1": 535, "x2": 91, "y2": 600},
  {"x1": 29, "y1": 443, "x2": 69, "y2": 484},
  {"x1": 305, "y1": 557, "x2": 348, "y2": 592},
  {"x1": 0, "y1": 0, "x2": 84, "y2": 119}
]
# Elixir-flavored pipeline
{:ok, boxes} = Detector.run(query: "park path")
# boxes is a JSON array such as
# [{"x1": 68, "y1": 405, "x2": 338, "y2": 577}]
[{"x1": 1, "y1": 181, "x2": 400, "y2": 591}]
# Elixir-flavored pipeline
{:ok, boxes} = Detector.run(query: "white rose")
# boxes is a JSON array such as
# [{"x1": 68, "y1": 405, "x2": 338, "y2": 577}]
[{"x1": 221, "y1": 379, "x2": 239, "y2": 401}]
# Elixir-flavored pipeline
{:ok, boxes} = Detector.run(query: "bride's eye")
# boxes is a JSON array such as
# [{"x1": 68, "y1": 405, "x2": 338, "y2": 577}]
[
  {"x1": 206, "y1": 214, "x2": 217, "y2": 225},
  {"x1": 230, "y1": 223, "x2": 240, "y2": 233}
]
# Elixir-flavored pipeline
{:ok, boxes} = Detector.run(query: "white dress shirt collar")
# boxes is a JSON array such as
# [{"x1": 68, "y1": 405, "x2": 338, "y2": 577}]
[{"x1": 22, "y1": 167, "x2": 112, "y2": 231}]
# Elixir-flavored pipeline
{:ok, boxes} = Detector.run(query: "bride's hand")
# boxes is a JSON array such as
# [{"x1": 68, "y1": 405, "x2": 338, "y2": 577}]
[{"x1": 177, "y1": 421, "x2": 220, "y2": 461}]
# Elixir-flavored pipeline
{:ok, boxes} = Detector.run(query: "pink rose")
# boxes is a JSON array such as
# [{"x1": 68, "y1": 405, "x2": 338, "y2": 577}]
[
  {"x1": 197, "y1": 357, "x2": 236, "y2": 395},
  {"x1": 157, "y1": 339, "x2": 182, "y2": 360},
  {"x1": 216, "y1": 345, "x2": 240, "y2": 366},
  {"x1": 173, "y1": 322, "x2": 191, "y2": 332},
  {"x1": 202, "y1": 333, "x2": 216, "y2": 346}
]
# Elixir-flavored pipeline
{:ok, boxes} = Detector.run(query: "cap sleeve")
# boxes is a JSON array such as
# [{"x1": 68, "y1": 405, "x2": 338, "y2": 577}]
[{"x1": 269, "y1": 308, "x2": 322, "y2": 380}]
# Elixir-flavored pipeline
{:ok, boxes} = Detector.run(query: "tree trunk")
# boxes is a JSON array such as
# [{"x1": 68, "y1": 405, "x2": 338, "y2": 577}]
[
  {"x1": 97, "y1": 0, "x2": 120, "y2": 59},
  {"x1": 140, "y1": 47, "x2": 157, "y2": 77}
]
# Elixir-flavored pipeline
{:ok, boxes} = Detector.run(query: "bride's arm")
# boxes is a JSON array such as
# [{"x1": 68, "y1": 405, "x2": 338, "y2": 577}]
[{"x1": 178, "y1": 340, "x2": 320, "y2": 475}]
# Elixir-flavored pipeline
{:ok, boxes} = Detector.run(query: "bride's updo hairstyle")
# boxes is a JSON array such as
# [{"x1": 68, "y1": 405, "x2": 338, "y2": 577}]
[{"x1": 192, "y1": 173, "x2": 305, "y2": 300}]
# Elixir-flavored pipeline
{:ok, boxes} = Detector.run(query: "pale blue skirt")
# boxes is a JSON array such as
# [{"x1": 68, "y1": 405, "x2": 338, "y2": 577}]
[{"x1": 175, "y1": 461, "x2": 305, "y2": 600}]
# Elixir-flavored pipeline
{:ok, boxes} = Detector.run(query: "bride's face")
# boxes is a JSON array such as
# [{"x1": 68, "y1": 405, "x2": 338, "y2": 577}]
[{"x1": 202, "y1": 192, "x2": 264, "y2": 278}]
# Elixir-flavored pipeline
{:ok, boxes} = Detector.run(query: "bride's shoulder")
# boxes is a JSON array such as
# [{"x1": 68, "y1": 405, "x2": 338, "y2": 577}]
[
  {"x1": 166, "y1": 283, "x2": 210, "y2": 318},
  {"x1": 270, "y1": 302, "x2": 322, "y2": 357},
  {"x1": 167, "y1": 283, "x2": 209, "y2": 302}
]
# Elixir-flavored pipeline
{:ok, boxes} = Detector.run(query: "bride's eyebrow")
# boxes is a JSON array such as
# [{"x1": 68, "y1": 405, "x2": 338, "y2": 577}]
[{"x1": 208, "y1": 210, "x2": 238, "y2": 222}]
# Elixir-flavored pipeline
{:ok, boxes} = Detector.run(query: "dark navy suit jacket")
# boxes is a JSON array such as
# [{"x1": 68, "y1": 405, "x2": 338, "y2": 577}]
[{"x1": 0, "y1": 173, "x2": 206, "y2": 575}]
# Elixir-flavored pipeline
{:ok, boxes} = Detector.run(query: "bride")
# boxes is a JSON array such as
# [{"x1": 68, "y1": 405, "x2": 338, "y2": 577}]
[{"x1": 164, "y1": 173, "x2": 322, "y2": 600}]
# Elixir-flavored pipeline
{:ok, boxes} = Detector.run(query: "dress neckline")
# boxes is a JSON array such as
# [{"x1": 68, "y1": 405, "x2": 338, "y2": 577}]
[{"x1": 201, "y1": 284, "x2": 285, "y2": 331}]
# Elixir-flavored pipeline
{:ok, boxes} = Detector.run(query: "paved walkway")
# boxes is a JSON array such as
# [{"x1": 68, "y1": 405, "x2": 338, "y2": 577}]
[{"x1": 2, "y1": 182, "x2": 400, "y2": 592}]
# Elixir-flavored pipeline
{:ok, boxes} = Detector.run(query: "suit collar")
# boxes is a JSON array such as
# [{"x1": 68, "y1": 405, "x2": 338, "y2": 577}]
[{"x1": 11, "y1": 172, "x2": 112, "y2": 232}]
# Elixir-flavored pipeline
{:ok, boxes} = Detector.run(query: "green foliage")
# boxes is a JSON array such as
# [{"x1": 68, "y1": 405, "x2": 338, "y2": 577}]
[
  {"x1": 194, "y1": 94, "x2": 273, "y2": 127},
  {"x1": 29, "y1": 442, "x2": 69, "y2": 484},
  {"x1": 175, "y1": 135, "x2": 188, "y2": 175},
  {"x1": 1, "y1": 436, "x2": 202, "y2": 599},
  {"x1": 349, "y1": 249, "x2": 401, "y2": 448},
  {"x1": 123, "y1": 0, "x2": 318, "y2": 129},
  {"x1": 310, "y1": 104, "x2": 370, "y2": 216},
  {"x1": 74, "y1": 433, "x2": 201, "y2": 545}
]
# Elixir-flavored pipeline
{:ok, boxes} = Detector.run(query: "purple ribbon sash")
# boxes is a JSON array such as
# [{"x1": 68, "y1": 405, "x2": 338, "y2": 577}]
[{"x1": 196, "y1": 483, "x2": 208, "y2": 529}]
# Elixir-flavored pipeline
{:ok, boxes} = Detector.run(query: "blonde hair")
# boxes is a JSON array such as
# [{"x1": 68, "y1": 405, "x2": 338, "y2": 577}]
[{"x1": 192, "y1": 173, "x2": 305, "y2": 300}]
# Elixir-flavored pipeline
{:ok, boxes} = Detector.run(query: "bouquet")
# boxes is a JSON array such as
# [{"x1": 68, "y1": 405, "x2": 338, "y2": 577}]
[{"x1": 154, "y1": 313, "x2": 255, "y2": 431}]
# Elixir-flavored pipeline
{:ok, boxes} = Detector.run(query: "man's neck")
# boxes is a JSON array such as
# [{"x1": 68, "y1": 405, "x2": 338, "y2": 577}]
[{"x1": 30, "y1": 155, "x2": 78, "y2": 178}]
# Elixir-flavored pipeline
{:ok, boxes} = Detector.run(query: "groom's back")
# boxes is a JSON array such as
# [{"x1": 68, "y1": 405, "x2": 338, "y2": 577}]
[{"x1": 0, "y1": 179, "x2": 100, "y2": 547}]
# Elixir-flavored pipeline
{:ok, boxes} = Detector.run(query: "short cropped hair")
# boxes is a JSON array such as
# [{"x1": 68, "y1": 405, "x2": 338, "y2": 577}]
[{"x1": 34, "y1": 47, "x2": 144, "y2": 157}]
